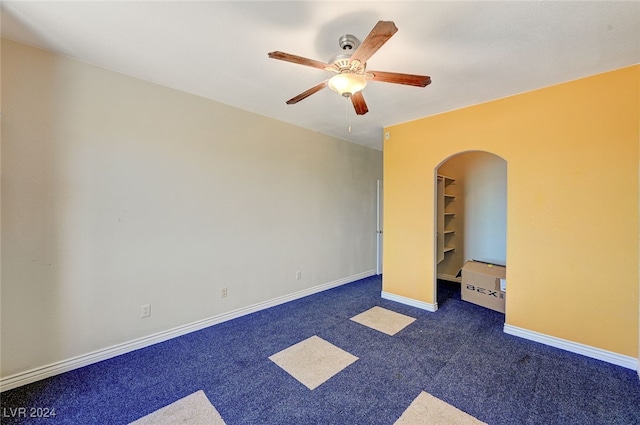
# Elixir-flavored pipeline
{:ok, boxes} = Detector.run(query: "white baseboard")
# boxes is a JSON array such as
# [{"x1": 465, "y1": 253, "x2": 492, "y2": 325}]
[
  {"x1": 381, "y1": 291, "x2": 438, "y2": 312},
  {"x1": 503, "y1": 324, "x2": 638, "y2": 370},
  {"x1": 0, "y1": 270, "x2": 376, "y2": 392}
]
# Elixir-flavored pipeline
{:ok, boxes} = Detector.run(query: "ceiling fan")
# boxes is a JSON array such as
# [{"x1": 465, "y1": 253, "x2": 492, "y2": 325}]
[{"x1": 268, "y1": 21, "x2": 431, "y2": 116}]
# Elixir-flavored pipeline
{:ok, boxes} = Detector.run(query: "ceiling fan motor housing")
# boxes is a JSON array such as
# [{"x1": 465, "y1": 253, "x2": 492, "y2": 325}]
[{"x1": 329, "y1": 34, "x2": 365, "y2": 73}]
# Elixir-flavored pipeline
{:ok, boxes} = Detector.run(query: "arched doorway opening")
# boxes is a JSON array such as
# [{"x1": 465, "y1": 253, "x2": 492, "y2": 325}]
[{"x1": 434, "y1": 151, "x2": 507, "y2": 310}]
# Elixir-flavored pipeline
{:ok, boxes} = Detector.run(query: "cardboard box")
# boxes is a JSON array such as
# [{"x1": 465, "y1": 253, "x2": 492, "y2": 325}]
[{"x1": 461, "y1": 260, "x2": 506, "y2": 313}]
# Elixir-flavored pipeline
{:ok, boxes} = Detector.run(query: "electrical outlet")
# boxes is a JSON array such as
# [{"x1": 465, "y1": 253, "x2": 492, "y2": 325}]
[
  {"x1": 221, "y1": 287, "x2": 228, "y2": 298},
  {"x1": 141, "y1": 304, "x2": 151, "y2": 318},
  {"x1": 296, "y1": 271, "x2": 301, "y2": 280}
]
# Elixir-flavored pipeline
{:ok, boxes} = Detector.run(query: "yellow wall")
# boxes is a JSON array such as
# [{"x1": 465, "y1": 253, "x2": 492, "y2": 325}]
[{"x1": 384, "y1": 65, "x2": 640, "y2": 357}]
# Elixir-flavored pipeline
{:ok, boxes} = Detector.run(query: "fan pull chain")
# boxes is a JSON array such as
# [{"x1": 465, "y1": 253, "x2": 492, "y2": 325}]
[{"x1": 346, "y1": 96, "x2": 352, "y2": 133}]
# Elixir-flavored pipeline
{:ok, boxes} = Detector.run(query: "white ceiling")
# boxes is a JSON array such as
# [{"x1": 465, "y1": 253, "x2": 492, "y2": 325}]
[{"x1": 2, "y1": 1, "x2": 639, "y2": 150}]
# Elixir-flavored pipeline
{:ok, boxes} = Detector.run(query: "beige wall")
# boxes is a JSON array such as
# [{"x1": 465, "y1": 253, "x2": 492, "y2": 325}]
[
  {"x1": 384, "y1": 65, "x2": 639, "y2": 358},
  {"x1": 1, "y1": 39, "x2": 382, "y2": 379}
]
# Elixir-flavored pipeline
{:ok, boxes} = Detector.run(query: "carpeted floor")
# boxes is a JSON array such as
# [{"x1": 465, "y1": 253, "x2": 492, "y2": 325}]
[{"x1": 2, "y1": 276, "x2": 640, "y2": 424}]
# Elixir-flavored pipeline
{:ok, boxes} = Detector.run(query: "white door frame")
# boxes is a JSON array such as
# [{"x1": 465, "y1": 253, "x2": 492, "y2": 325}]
[{"x1": 376, "y1": 179, "x2": 383, "y2": 275}]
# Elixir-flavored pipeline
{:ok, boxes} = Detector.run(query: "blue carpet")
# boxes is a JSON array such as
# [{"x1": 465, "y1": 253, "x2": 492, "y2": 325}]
[{"x1": 1, "y1": 276, "x2": 640, "y2": 424}]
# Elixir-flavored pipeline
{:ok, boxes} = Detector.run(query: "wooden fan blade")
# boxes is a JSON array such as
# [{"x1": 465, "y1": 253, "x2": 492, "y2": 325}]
[
  {"x1": 351, "y1": 21, "x2": 398, "y2": 64},
  {"x1": 368, "y1": 71, "x2": 431, "y2": 87},
  {"x1": 286, "y1": 81, "x2": 328, "y2": 104},
  {"x1": 351, "y1": 91, "x2": 369, "y2": 115},
  {"x1": 268, "y1": 51, "x2": 329, "y2": 70}
]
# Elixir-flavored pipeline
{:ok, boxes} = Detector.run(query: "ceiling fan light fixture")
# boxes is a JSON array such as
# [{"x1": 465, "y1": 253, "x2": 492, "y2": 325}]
[
  {"x1": 328, "y1": 73, "x2": 367, "y2": 97},
  {"x1": 269, "y1": 20, "x2": 428, "y2": 115}
]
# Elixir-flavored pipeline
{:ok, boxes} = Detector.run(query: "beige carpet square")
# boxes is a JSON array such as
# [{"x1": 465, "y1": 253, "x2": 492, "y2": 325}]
[
  {"x1": 269, "y1": 335, "x2": 358, "y2": 390},
  {"x1": 394, "y1": 391, "x2": 487, "y2": 425},
  {"x1": 350, "y1": 306, "x2": 416, "y2": 335},
  {"x1": 129, "y1": 390, "x2": 226, "y2": 425}
]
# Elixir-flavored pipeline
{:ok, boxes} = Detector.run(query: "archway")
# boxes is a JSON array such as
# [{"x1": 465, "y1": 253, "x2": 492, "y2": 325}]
[{"x1": 434, "y1": 151, "x2": 507, "y2": 310}]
